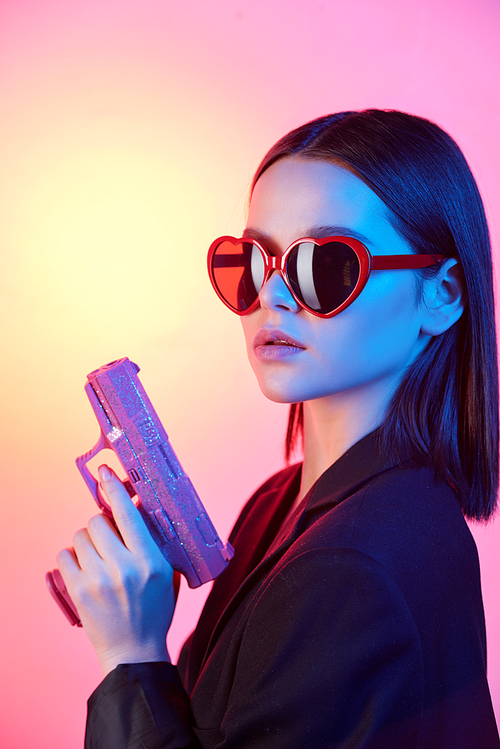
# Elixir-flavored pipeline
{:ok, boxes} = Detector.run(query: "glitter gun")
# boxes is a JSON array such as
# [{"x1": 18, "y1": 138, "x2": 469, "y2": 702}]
[{"x1": 46, "y1": 357, "x2": 234, "y2": 626}]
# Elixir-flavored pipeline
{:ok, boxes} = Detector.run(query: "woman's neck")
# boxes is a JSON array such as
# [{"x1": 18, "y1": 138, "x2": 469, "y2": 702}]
[{"x1": 296, "y1": 388, "x2": 388, "y2": 505}]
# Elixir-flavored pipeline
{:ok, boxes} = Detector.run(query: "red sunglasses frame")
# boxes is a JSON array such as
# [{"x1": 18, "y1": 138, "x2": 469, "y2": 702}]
[{"x1": 207, "y1": 235, "x2": 446, "y2": 318}]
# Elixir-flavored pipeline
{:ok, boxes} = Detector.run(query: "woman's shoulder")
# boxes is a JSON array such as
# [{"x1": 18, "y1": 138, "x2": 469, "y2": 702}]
[
  {"x1": 343, "y1": 462, "x2": 469, "y2": 541},
  {"x1": 306, "y1": 462, "x2": 475, "y2": 564},
  {"x1": 309, "y1": 446, "x2": 466, "y2": 534},
  {"x1": 291, "y1": 463, "x2": 482, "y2": 621}
]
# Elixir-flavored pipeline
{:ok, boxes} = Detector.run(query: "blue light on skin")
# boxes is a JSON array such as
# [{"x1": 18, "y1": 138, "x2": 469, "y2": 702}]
[{"x1": 241, "y1": 156, "x2": 464, "y2": 509}]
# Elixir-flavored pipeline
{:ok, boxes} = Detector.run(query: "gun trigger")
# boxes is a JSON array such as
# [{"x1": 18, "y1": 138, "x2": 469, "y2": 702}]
[{"x1": 123, "y1": 480, "x2": 137, "y2": 498}]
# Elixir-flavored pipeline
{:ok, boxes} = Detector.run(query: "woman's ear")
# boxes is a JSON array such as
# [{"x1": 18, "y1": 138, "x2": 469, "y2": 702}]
[{"x1": 420, "y1": 259, "x2": 465, "y2": 336}]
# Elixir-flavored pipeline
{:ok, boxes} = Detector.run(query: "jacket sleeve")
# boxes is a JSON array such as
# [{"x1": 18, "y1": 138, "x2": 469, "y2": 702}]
[{"x1": 85, "y1": 662, "x2": 199, "y2": 749}]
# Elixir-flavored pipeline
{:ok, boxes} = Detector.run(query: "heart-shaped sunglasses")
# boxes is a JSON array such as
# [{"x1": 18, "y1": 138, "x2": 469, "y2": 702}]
[{"x1": 208, "y1": 235, "x2": 445, "y2": 318}]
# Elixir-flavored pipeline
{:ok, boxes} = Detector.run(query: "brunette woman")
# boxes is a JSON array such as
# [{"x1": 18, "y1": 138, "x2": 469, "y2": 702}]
[{"x1": 60, "y1": 110, "x2": 499, "y2": 748}]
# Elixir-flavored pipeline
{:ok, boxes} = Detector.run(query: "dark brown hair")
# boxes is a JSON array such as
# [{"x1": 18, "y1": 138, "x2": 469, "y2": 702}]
[{"x1": 251, "y1": 110, "x2": 498, "y2": 521}]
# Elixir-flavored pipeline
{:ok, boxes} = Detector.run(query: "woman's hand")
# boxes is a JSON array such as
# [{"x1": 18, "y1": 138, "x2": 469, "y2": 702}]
[{"x1": 57, "y1": 465, "x2": 176, "y2": 677}]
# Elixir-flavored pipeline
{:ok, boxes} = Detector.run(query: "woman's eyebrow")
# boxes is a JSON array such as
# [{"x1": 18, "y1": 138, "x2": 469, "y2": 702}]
[
  {"x1": 241, "y1": 227, "x2": 270, "y2": 242},
  {"x1": 308, "y1": 226, "x2": 372, "y2": 245},
  {"x1": 242, "y1": 225, "x2": 372, "y2": 246}
]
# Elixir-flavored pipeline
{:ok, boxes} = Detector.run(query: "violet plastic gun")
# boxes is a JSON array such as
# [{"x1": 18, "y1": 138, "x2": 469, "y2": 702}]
[{"x1": 46, "y1": 357, "x2": 234, "y2": 627}]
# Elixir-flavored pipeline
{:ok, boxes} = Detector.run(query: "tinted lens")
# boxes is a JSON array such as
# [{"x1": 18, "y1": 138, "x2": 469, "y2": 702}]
[
  {"x1": 287, "y1": 240, "x2": 360, "y2": 313},
  {"x1": 211, "y1": 240, "x2": 265, "y2": 311}
]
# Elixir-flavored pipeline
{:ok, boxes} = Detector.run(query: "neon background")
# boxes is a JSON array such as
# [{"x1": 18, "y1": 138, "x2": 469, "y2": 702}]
[{"x1": 0, "y1": 1, "x2": 498, "y2": 746}]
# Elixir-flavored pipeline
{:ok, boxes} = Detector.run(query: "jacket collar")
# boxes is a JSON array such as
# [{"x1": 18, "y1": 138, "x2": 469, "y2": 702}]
[{"x1": 304, "y1": 428, "x2": 395, "y2": 515}]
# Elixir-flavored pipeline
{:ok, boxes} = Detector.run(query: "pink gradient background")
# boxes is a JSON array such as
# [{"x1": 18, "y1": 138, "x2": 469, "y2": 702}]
[{"x1": 0, "y1": 1, "x2": 498, "y2": 746}]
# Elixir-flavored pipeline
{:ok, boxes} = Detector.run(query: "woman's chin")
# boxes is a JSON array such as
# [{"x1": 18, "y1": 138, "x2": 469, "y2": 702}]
[{"x1": 256, "y1": 378, "x2": 309, "y2": 405}]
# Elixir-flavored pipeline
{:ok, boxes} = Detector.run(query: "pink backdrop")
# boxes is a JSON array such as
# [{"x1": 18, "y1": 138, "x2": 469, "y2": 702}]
[{"x1": 0, "y1": 1, "x2": 498, "y2": 746}]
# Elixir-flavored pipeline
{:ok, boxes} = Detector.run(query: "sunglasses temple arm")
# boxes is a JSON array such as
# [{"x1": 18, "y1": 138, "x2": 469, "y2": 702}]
[{"x1": 372, "y1": 254, "x2": 445, "y2": 270}]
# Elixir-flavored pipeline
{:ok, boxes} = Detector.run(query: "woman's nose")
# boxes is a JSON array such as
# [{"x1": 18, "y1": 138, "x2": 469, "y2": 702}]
[{"x1": 258, "y1": 270, "x2": 300, "y2": 313}]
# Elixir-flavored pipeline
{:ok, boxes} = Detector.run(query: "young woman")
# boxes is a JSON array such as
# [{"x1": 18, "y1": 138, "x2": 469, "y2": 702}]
[{"x1": 59, "y1": 110, "x2": 500, "y2": 748}]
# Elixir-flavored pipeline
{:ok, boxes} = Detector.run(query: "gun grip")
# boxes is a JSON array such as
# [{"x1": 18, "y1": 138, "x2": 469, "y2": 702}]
[
  {"x1": 46, "y1": 569, "x2": 82, "y2": 627},
  {"x1": 76, "y1": 431, "x2": 114, "y2": 518}
]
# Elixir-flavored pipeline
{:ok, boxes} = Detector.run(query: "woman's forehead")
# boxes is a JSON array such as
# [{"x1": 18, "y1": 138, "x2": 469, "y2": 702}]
[{"x1": 246, "y1": 156, "x2": 399, "y2": 253}]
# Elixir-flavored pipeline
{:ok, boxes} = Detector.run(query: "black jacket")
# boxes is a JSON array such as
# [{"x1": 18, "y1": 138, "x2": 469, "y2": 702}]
[{"x1": 85, "y1": 432, "x2": 499, "y2": 748}]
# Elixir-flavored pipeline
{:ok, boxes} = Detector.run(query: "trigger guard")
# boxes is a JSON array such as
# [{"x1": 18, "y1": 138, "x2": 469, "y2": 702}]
[{"x1": 75, "y1": 431, "x2": 114, "y2": 518}]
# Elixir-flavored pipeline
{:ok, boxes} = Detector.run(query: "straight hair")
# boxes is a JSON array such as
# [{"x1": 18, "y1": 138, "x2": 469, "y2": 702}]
[{"x1": 251, "y1": 110, "x2": 498, "y2": 521}]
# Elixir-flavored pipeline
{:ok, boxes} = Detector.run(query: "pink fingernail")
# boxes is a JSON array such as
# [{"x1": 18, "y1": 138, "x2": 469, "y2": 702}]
[{"x1": 99, "y1": 465, "x2": 112, "y2": 481}]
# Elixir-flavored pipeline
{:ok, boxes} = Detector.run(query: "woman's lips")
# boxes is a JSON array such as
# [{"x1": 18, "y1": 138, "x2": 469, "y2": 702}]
[{"x1": 253, "y1": 329, "x2": 306, "y2": 360}]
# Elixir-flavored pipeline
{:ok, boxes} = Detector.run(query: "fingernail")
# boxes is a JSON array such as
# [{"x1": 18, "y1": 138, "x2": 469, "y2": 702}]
[{"x1": 98, "y1": 465, "x2": 112, "y2": 481}]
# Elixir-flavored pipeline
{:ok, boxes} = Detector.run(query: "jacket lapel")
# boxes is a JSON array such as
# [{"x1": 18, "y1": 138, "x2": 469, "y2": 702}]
[{"x1": 198, "y1": 431, "x2": 397, "y2": 673}]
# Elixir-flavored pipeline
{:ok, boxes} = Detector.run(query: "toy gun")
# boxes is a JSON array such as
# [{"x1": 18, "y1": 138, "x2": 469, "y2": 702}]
[{"x1": 46, "y1": 357, "x2": 234, "y2": 626}]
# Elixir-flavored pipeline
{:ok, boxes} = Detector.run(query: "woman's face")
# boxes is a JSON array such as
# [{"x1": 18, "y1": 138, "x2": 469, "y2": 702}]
[{"x1": 241, "y1": 156, "x2": 431, "y2": 410}]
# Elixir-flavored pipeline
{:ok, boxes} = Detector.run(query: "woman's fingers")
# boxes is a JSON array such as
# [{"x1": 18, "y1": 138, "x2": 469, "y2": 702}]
[
  {"x1": 56, "y1": 545, "x2": 80, "y2": 574},
  {"x1": 85, "y1": 513, "x2": 125, "y2": 560},
  {"x1": 97, "y1": 465, "x2": 158, "y2": 557},
  {"x1": 57, "y1": 465, "x2": 166, "y2": 574},
  {"x1": 73, "y1": 516, "x2": 121, "y2": 565},
  {"x1": 54, "y1": 475, "x2": 176, "y2": 675},
  {"x1": 56, "y1": 523, "x2": 114, "y2": 591}
]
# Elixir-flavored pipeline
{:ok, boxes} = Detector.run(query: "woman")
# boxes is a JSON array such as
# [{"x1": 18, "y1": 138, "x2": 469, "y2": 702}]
[{"x1": 59, "y1": 110, "x2": 500, "y2": 748}]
